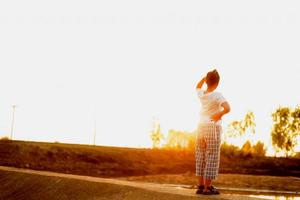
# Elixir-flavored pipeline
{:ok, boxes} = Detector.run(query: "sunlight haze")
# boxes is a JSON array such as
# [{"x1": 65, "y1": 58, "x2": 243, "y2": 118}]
[{"x1": 1, "y1": 0, "x2": 300, "y2": 154}]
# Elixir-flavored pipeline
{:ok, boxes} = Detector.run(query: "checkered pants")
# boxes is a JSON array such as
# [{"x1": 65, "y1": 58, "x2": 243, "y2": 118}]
[{"x1": 195, "y1": 123, "x2": 222, "y2": 179}]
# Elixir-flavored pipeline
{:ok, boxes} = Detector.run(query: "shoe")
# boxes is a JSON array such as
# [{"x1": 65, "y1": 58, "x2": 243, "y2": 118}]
[
  {"x1": 202, "y1": 186, "x2": 220, "y2": 195},
  {"x1": 195, "y1": 185, "x2": 204, "y2": 195}
]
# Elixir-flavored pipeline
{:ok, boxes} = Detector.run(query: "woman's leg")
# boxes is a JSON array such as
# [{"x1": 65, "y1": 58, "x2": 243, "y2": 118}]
[
  {"x1": 198, "y1": 176, "x2": 204, "y2": 186},
  {"x1": 195, "y1": 128, "x2": 206, "y2": 181},
  {"x1": 195, "y1": 125, "x2": 207, "y2": 194},
  {"x1": 203, "y1": 125, "x2": 221, "y2": 194}
]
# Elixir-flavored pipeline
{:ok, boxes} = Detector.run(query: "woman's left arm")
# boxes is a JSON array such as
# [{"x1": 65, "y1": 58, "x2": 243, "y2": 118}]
[{"x1": 211, "y1": 101, "x2": 231, "y2": 122}]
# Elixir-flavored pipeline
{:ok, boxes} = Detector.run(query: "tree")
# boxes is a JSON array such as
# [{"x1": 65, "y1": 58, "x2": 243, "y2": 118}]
[
  {"x1": 0, "y1": 136, "x2": 10, "y2": 141},
  {"x1": 226, "y1": 111, "x2": 256, "y2": 141},
  {"x1": 251, "y1": 141, "x2": 266, "y2": 157},
  {"x1": 220, "y1": 142, "x2": 240, "y2": 157},
  {"x1": 162, "y1": 129, "x2": 195, "y2": 150},
  {"x1": 150, "y1": 119, "x2": 164, "y2": 149},
  {"x1": 164, "y1": 129, "x2": 181, "y2": 149},
  {"x1": 271, "y1": 106, "x2": 300, "y2": 157},
  {"x1": 187, "y1": 130, "x2": 196, "y2": 151},
  {"x1": 294, "y1": 152, "x2": 300, "y2": 158},
  {"x1": 164, "y1": 130, "x2": 186, "y2": 149},
  {"x1": 241, "y1": 140, "x2": 252, "y2": 155}
]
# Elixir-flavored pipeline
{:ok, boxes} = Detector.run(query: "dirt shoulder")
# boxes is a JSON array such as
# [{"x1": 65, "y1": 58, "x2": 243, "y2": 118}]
[{"x1": 121, "y1": 173, "x2": 300, "y2": 193}]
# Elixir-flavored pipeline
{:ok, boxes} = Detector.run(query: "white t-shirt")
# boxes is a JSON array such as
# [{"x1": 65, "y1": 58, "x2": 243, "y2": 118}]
[{"x1": 196, "y1": 89, "x2": 227, "y2": 125}]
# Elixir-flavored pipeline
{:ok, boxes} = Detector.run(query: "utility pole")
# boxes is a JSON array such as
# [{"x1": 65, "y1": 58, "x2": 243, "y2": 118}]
[
  {"x1": 93, "y1": 105, "x2": 97, "y2": 146},
  {"x1": 10, "y1": 105, "x2": 17, "y2": 140},
  {"x1": 93, "y1": 118, "x2": 96, "y2": 146}
]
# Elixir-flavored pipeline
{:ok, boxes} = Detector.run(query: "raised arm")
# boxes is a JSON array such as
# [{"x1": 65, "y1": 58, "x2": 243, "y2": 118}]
[{"x1": 196, "y1": 77, "x2": 206, "y2": 90}]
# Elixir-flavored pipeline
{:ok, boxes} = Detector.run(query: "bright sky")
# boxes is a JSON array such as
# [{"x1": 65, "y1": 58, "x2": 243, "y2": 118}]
[{"x1": 1, "y1": 1, "x2": 300, "y2": 153}]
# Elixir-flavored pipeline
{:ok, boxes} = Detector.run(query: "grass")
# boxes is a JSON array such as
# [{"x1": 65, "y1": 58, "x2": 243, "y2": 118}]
[{"x1": 0, "y1": 140, "x2": 300, "y2": 178}]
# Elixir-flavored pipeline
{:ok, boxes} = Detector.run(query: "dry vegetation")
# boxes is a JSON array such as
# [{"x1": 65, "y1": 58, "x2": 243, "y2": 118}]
[{"x1": 0, "y1": 140, "x2": 300, "y2": 178}]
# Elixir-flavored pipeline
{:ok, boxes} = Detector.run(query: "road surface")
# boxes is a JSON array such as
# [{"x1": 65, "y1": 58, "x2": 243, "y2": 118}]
[{"x1": 0, "y1": 166, "x2": 267, "y2": 200}]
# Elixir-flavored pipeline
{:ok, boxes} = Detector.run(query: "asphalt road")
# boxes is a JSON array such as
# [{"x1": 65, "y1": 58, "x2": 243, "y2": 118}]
[{"x1": 0, "y1": 166, "x2": 263, "y2": 200}]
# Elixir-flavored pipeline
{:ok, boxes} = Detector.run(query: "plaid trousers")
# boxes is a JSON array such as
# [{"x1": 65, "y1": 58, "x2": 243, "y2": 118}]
[{"x1": 195, "y1": 123, "x2": 222, "y2": 179}]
